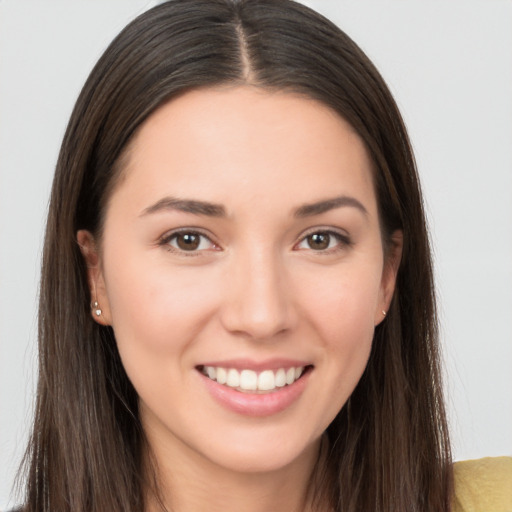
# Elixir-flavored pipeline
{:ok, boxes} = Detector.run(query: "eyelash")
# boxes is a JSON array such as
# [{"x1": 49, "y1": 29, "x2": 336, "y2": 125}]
[
  {"x1": 294, "y1": 229, "x2": 352, "y2": 254},
  {"x1": 158, "y1": 228, "x2": 351, "y2": 256},
  {"x1": 158, "y1": 229, "x2": 219, "y2": 256}
]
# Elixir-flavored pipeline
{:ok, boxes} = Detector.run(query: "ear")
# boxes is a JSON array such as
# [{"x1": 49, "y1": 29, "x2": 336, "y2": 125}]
[
  {"x1": 375, "y1": 230, "x2": 403, "y2": 325},
  {"x1": 77, "y1": 230, "x2": 112, "y2": 326}
]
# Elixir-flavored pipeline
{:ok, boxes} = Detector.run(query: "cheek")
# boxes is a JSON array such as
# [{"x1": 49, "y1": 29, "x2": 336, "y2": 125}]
[
  {"x1": 296, "y1": 261, "x2": 381, "y2": 390},
  {"x1": 300, "y1": 260, "x2": 382, "y2": 335},
  {"x1": 101, "y1": 246, "x2": 222, "y2": 367},
  {"x1": 101, "y1": 255, "x2": 224, "y2": 417}
]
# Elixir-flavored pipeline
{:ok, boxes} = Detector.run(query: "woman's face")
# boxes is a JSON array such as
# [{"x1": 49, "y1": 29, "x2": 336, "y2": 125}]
[{"x1": 80, "y1": 86, "x2": 400, "y2": 475}]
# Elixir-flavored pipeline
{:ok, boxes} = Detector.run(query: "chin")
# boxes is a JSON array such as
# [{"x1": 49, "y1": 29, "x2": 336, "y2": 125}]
[{"x1": 192, "y1": 424, "x2": 323, "y2": 475}]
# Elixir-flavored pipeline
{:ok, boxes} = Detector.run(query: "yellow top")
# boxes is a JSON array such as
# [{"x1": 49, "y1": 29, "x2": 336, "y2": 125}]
[{"x1": 453, "y1": 457, "x2": 512, "y2": 512}]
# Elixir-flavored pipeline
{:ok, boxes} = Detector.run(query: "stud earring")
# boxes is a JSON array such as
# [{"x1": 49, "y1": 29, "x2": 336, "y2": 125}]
[
  {"x1": 382, "y1": 310, "x2": 387, "y2": 317},
  {"x1": 92, "y1": 301, "x2": 102, "y2": 316}
]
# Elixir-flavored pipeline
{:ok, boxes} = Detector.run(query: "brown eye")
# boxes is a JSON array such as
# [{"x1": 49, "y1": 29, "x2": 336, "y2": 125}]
[
  {"x1": 306, "y1": 232, "x2": 331, "y2": 250},
  {"x1": 163, "y1": 231, "x2": 216, "y2": 253},
  {"x1": 295, "y1": 230, "x2": 350, "y2": 253},
  {"x1": 176, "y1": 233, "x2": 201, "y2": 251}
]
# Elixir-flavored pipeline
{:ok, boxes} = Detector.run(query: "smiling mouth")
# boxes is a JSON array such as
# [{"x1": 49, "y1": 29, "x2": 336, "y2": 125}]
[{"x1": 197, "y1": 365, "x2": 312, "y2": 393}]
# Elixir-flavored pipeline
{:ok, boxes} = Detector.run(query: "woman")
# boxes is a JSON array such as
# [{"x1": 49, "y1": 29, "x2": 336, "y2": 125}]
[{"x1": 14, "y1": 1, "x2": 509, "y2": 511}]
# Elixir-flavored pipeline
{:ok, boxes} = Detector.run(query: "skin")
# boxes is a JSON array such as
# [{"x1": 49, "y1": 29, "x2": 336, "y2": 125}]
[{"x1": 78, "y1": 86, "x2": 402, "y2": 512}]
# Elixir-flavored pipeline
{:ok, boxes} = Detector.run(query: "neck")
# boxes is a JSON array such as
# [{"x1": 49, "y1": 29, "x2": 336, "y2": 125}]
[{"x1": 143, "y1": 434, "x2": 328, "y2": 512}]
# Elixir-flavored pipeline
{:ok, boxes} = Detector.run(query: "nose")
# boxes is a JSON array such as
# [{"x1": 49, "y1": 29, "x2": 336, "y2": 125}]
[{"x1": 219, "y1": 248, "x2": 297, "y2": 341}]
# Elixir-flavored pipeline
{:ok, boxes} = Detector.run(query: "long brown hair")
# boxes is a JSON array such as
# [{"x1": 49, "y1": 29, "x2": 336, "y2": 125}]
[{"x1": 19, "y1": 1, "x2": 452, "y2": 510}]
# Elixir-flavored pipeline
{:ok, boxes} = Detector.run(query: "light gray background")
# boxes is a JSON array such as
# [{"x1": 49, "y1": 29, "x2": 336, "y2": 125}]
[{"x1": 1, "y1": 1, "x2": 511, "y2": 508}]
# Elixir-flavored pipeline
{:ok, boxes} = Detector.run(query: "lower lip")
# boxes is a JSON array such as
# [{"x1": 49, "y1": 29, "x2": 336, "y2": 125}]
[{"x1": 199, "y1": 369, "x2": 311, "y2": 417}]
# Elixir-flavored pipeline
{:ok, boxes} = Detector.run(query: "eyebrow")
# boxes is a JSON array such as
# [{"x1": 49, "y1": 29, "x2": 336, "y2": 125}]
[
  {"x1": 294, "y1": 195, "x2": 368, "y2": 218},
  {"x1": 140, "y1": 197, "x2": 226, "y2": 217},
  {"x1": 140, "y1": 194, "x2": 367, "y2": 219}
]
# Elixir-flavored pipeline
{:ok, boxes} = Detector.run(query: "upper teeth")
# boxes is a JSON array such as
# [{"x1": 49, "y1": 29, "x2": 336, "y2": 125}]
[{"x1": 202, "y1": 366, "x2": 305, "y2": 392}]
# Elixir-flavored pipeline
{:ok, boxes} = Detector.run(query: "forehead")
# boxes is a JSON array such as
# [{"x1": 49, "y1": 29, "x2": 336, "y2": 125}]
[{"x1": 110, "y1": 86, "x2": 377, "y2": 217}]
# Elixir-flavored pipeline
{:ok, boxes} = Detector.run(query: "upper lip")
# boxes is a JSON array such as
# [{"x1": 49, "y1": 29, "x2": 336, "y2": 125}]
[{"x1": 196, "y1": 358, "x2": 312, "y2": 372}]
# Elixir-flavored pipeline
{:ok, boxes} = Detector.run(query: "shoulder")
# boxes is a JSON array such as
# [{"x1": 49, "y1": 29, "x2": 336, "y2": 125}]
[{"x1": 453, "y1": 456, "x2": 512, "y2": 512}]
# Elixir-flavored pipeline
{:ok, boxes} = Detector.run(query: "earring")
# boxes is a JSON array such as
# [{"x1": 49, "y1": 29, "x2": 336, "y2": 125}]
[
  {"x1": 92, "y1": 301, "x2": 102, "y2": 316},
  {"x1": 382, "y1": 310, "x2": 387, "y2": 317}
]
